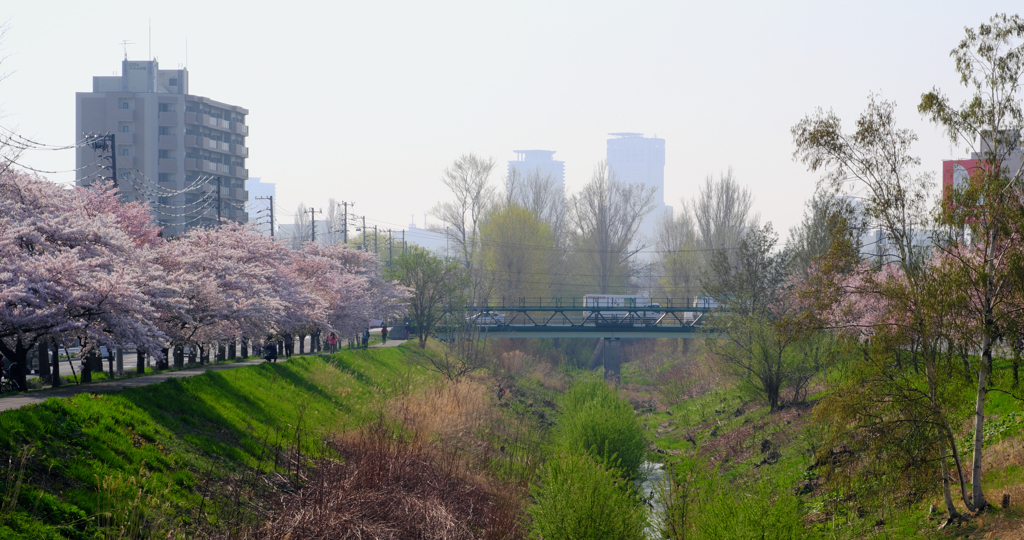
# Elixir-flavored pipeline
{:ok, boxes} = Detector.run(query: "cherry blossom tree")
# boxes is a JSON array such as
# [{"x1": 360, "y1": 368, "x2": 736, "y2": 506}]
[{"x1": 0, "y1": 169, "x2": 166, "y2": 389}]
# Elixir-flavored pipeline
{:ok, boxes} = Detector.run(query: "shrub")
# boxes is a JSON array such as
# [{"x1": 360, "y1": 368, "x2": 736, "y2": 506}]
[
  {"x1": 550, "y1": 379, "x2": 648, "y2": 479},
  {"x1": 528, "y1": 453, "x2": 648, "y2": 540},
  {"x1": 660, "y1": 451, "x2": 819, "y2": 540}
]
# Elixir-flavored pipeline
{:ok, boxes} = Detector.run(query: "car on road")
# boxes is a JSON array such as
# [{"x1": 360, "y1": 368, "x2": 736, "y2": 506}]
[{"x1": 467, "y1": 313, "x2": 506, "y2": 325}]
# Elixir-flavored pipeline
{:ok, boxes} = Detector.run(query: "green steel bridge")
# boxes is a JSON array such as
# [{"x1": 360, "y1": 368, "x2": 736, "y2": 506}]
[{"x1": 436, "y1": 298, "x2": 718, "y2": 379}]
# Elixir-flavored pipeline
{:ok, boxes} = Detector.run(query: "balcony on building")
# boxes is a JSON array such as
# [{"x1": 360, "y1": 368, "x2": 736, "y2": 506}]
[
  {"x1": 158, "y1": 135, "x2": 177, "y2": 149},
  {"x1": 158, "y1": 159, "x2": 177, "y2": 173},
  {"x1": 158, "y1": 112, "x2": 177, "y2": 126}
]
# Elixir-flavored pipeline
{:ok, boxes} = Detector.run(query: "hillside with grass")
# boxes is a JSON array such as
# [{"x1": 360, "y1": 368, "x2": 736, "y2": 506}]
[
  {"x1": 0, "y1": 342, "x2": 553, "y2": 539},
  {"x1": 617, "y1": 338, "x2": 1024, "y2": 539}
]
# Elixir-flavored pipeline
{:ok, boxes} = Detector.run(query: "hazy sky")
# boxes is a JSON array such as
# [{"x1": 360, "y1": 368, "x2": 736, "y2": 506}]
[{"x1": 3, "y1": 1, "x2": 1020, "y2": 240}]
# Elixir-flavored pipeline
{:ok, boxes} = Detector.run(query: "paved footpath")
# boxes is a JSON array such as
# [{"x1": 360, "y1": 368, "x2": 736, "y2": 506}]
[{"x1": 0, "y1": 339, "x2": 409, "y2": 414}]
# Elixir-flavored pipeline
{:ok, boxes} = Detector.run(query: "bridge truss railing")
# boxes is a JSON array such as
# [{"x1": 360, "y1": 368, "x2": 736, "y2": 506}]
[{"x1": 443, "y1": 297, "x2": 717, "y2": 330}]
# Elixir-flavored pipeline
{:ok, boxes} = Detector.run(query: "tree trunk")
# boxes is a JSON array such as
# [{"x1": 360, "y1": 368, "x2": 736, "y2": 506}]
[
  {"x1": 938, "y1": 429, "x2": 960, "y2": 521},
  {"x1": 241, "y1": 339, "x2": 248, "y2": 359},
  {"x1": 970, "y1": 331, "x2": 993, "y2": 510},
  {"x1": 217, "y1": 343, "x2": 226, "y2": 363},
  {"x1": 298, "y1": 335, "x2": 305, "y2": 355},
  {"x1": 228, "y1": 339, "x2": 236, "y2": 360},
  {"x1": 81, "y1": 347, "x2": 97, "y2": 383},
  {"x1": 188, "y1": 346, "x2": 197, "y2": 365},
  {"x1": 37, "y1": 343, "x2": 51, "y2": 384},
  {"x1": 944, "y1": 422, "x2": 975, "y2": 512},
  {"x1": 50, "y1": 341, "x2": 61, "y2": 388},
  {"x1": 137, "y1": 349, "x2": 146, "y2": 374},
  {"x1": 161, "y1": 348, "x2": 169, "y2": 370}
]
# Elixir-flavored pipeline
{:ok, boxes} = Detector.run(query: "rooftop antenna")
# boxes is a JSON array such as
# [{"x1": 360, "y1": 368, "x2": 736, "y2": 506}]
[{"x1": 119, "y1": 40, "x2": 135, "y2": 60}]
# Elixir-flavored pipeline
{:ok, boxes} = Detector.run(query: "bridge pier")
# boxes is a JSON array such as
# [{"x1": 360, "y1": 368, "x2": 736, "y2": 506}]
[{"x1": 603, "y1": 338, "x2": 621, "y2": 383}]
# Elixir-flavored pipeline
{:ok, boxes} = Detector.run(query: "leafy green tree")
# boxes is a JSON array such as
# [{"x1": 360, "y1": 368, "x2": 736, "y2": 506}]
[
  {"x1": 385, "y1": 246, "x2": 465, "y2": 348},
  {"x1": 703, "y1": 223, "x2": 810, "y2": 412},
  {"x1": 792, "y1": 94, "x2": 977, "y2": 520},
  {"x1": 919, "y1": 13, "x2": 1024, "y2": 510},
  {"x1": 478, "y1": 204, "x2": 555, "y2": 303},
  {"x1": 655, "y1": 206, "x2": 701, "y2": 302}
]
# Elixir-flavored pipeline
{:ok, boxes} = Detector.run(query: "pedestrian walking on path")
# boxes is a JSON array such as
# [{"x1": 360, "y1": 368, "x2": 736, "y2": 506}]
[
  {"x1": 362, "y1": 328, "x2": 370, "y2": 348},
  {"x1": 284, "y1": 333, "x2": 294, "y2": 358},
  {"x1": 404, "y1": 321, "x2": 410, "y2": 340},
  {"x1": 328, "y1": 332, "x2": 337, "y2": 354},
  {"x1": 381, "y1": 326, "x2": 388, "y2": 344}
]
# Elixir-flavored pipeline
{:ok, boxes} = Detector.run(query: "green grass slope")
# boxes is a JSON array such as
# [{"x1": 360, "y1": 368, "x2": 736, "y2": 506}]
[{"x1": 0, "y1": 344, "x2": 438, "y2": 539}]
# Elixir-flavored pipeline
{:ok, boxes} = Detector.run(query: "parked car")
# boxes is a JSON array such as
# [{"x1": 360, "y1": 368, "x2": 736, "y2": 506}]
[{"x1": 467, "y1": 313, "x2": 506, "y2": 325}]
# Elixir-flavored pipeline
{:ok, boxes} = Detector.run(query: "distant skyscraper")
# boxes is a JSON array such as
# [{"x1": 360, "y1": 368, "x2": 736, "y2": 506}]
[
  {"x1": 245, "y1": 177, "x2": 276, "y2": 236},
  {"x1": 76, "y1": 59, "x2": 249, "y2": 237},
  {"x1": 508, "y1": 150, "x2": 565, "y2": 188},
  {"x1": 606, "y1": 133, "x2": 665, "y2": 205},
  {"x1": 606, "y1": 133, "x2": 670, "y2": 247}
]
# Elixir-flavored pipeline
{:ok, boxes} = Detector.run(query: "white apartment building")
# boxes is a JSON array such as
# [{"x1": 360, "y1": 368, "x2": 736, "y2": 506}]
[{"x1": 76, "y1": 59, "x2": 249, "y2": 237}]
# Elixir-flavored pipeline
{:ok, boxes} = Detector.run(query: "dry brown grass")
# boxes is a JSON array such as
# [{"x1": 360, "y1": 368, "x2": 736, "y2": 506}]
[{"x1": 241, "y1": 420, "x2": 519, "y2": 540}]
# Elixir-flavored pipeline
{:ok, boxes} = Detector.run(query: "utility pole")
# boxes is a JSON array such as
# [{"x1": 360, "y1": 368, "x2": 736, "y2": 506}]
[
  {"x1": 309, "y1": 207, "x2": 323, "y2": 244},
  {"x1": 388, "y1": 229, "x2": 392, "y2": 267},
  {"x1": 255, "y1": 195, "x2": 274, "y2": 237},
  {"x1": 341, "y1": 201, "x2": 352, "y2": 244},
  {"x1": 402, "y1": 230, "x2": 406, "y2": 255},
  {"x1": 362, "y1": 216, "x2": 367, "y2": 251},
  {"x1": 373, "y1": 225, "x2": 378, "y2": 254}
]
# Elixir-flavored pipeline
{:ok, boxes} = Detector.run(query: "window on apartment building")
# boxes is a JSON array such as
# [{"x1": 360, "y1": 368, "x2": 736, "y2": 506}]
[
  {"x1": 159, "y1": 150, "x2": 171, "y2": 159},
  {"x1": 121, "y1": 149, "x2": 129, "y2": 157},
  {"x1": 169, "y1": 78, "x2": 178, "y2": 86},
  {"x1": 120, "y1": 102, "x2": 129, "y2": 110},
  {"x1": 159, "y1": 127, "x2": 173, "y2": 136},
  {"x1": 120, "y1": 126, "x2": 130, "y2": 133},
  {"x1": 159, "y1": 173, "x2": 172, "y2": 184}
]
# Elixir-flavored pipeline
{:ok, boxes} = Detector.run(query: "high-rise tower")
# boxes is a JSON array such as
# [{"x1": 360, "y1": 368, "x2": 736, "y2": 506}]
[
  {"x1": 606, "y1": 133, "x2": 670, "y2": 245},
  {"x1": 508, "y1": 150, "x2": 565, "y2": 188}
]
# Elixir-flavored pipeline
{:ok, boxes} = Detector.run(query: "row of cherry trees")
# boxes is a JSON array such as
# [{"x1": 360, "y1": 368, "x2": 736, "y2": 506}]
[{"x1": 0, "y1": 169, "x2": 409, "y2": 391}]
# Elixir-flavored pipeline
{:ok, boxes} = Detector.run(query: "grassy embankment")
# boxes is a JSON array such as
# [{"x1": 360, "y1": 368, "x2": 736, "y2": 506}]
[
  {"x1": 621, "y1": 347, "x2": 1024, "y2": 539},
  {"x1": 0, "y1": 342, "x2": 444, "y2": 538}
]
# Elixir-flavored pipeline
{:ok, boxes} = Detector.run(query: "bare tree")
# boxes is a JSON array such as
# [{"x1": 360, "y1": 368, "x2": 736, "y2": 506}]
[
  {"x1": 655, "y1": 205, "x2": 701, "y2": 302},
  {"x1": 323, "y1": 198, "x2": 347, "y2": 246},
  {"x1": 692, "y1": 169, "x2": 758, "y2": 271},
  {"x1": 0, "y1": 23, "x2": 19, "y2": 177},
  {"x1": 430, "y1": 325, "x2": 488, "y2": 381},
  {"x1": 291, "y1": 203, "x2": 311, "y2": 250},
  {"x1": 431, "y1": 154, "x2": 496, "y2": 270},
  {"x1": 569, "y1": 161, "x2": 657, "y2": 293}
]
